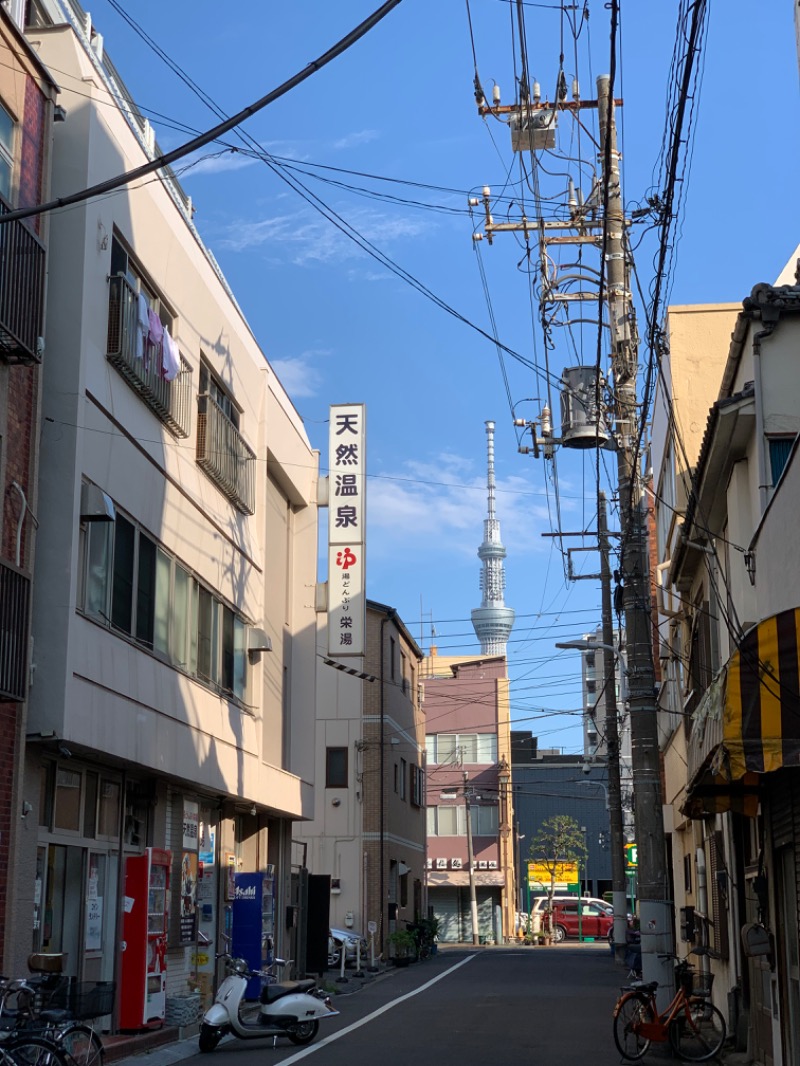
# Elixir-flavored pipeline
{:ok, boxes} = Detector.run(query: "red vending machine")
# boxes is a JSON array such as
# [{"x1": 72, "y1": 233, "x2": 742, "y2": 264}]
[{"x1": 120, "y1": 848, "x2": 171, "y2": 1029}]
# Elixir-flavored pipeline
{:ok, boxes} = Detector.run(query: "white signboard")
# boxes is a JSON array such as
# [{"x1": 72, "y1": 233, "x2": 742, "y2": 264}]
[
  {"x1": 183, "y1": 799, "x2": 199, "y2": 850},
  {"x1": 328, "y1": 404, "x2": 366, "y2": 656}
]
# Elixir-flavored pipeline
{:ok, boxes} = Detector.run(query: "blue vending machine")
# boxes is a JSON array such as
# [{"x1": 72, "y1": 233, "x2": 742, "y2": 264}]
[{"x1": 232, "y1": 868, "x2": 276, "y2": 999}]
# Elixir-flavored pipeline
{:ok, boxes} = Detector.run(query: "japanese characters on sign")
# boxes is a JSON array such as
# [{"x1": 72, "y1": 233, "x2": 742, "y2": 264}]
[{"x1": 328, "y1": 404, "x2": 366, "y2": 656}]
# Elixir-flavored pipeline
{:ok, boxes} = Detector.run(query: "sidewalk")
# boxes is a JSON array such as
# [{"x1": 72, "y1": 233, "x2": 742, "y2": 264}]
[{"x1": 101, "y1": 962, "x2": 395, "y2": 1066}]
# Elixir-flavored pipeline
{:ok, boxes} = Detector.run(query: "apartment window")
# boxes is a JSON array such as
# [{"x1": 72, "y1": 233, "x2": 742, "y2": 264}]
[
  {"x1": 768, "y1": 435, "x2": 795, "y2": 486},
  {"x1": 79, "y1": 492, "x2": 248, "y2": 702},
  {"x1": 107, "y1": 235, "x2": 191, "y2": 438},
  {"x1": 389, "y1": 636, "x2": 396, "y2": 680},
  {"x1": 326, "y1": 747, "x2": 348, "y2": 788},
  {"x1": 428, "y1": 803, "x2": 499, "y2": 836},
  {"x1": 410, "y1": 764, "x2": 424, "y2": 807},
  {"x1": 0, "y1": 102, "x2": 13, "y2": 201},
  {"x1": 683, "y1": 852, "x2": 693, "y2": 894},
  {"x1": 197, "y1": 362, "x2": 255, "y2": 513},
  {"x1": 425, "y1": 732, "x2": 498, "y2": 765},
  {"x1": 400, "y1": 758, "x2": 407, "y2": 800}
]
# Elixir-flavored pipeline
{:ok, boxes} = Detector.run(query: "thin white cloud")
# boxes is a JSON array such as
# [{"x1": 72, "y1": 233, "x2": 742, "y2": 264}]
[
  {"x1": 333, "y1": 130, "x2": 379, "y2": 150},
  {"x1": 269, "y1": 349, "x2": 328, "y2": 399},
  {"x1": 217, "y1": 205, "x2": 428, "y2": 266},
  {"x1": 178, "y1": 150, "x2": 257, "y2": 177},
  {"x1": 367, "y1": 454, "x2": 550, "y2": 561}
]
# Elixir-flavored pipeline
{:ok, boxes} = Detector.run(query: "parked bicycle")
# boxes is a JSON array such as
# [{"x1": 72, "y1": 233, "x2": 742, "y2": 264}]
[
  {"x1": 612, "y1": 954, "x2": 727, "y2": 1061},
  {"x1": 0, "y1": 955, "x2": 111, "y2": 1066}
]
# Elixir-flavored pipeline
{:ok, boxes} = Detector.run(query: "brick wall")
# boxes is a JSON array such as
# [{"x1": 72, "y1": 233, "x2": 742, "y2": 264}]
[
  {"x1": 0, "y1": 700, "x2": 21, "y2": 964},
  {"x1": 2, "y1": 366, "x2": 37, "y2": 564},
  {"x1": 20, "y1": 74, "x2": 47, "y2": 233}
]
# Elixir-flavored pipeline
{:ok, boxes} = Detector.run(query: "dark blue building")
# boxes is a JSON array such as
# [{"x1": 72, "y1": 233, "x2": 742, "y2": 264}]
[{"x1": 511, "y1": 731, "x2": 613, "y2": 908}]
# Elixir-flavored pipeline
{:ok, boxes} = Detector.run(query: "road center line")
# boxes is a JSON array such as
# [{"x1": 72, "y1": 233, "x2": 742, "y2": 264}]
[{"x1": 278, "y1": 954, "x2": 478, "y2": 1064}]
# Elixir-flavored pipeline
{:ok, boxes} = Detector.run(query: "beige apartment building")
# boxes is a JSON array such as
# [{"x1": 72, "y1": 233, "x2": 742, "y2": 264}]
[
  {"x1": 11, "y1": 0, "x2": 320, "y2": 1018},
  {"x1": 296, "y1": 601, "x2": 426, "y2": 958}
]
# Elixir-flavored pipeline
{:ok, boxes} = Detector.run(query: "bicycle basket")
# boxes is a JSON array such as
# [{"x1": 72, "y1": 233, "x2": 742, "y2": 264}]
[
  {"x1": 50, "y1": 981, "x2": 116, "y2": 1020},
  {"x1": 690, "y1": 971, "x2": 714, "y2": 997}
]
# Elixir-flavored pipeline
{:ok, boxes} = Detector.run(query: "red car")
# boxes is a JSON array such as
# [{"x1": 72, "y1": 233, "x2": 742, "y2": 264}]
[{"x1": 544, "y1": 900, "x2": 614, "y2": 942}]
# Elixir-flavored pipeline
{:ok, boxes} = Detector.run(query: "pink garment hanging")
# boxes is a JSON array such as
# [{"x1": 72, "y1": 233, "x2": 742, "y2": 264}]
[{"x1": 147, "y1": 309, "x2": 164, "y2": 348}]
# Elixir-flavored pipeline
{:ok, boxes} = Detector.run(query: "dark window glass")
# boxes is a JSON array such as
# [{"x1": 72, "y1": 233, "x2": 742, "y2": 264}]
[
  {"x1": 769, "y1": 436, "x2": 795, "y2": 485},
  {"x1": 136, "y1": 535, "x2": 156, "y2": 646},
  {"x1": 111, "y1": 515, "x2": 135, "y2": 633},
  {"x1": 83, "y1": 772, "x2": 98, "y2": 838},
  {"x1": 197, "y1": 587, "x2": 214, "y2": 681},
  {"x1": 221, "y1": 607, "x2": 234, "y2": 692},
  {"x1": 326, "y1": 747, "x2": 348, "y2": 788}
]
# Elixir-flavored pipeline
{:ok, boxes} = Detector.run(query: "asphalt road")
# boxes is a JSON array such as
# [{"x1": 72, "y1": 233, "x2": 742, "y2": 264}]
[{"x1": 183, "y1": 943, "x2": 660, "y2": 1066}]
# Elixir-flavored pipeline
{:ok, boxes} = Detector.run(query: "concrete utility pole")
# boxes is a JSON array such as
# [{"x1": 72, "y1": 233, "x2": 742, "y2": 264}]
[
  {"x1": 597, "y1": 74, "x2": 672, "y2": 991},
  {"x1": 463, "y1": 771, "x2": 480, "y2": 946},
  {"x1": 598, "y1": 491, "x2": 628, "y2": 959}
]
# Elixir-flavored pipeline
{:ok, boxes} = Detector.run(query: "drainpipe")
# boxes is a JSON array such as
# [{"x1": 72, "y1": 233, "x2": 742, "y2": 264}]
[
  {"x1": 695, "y1": 845, "x2": 711, "y2": 987},
  {"x1": 752, "y1": 322, "x2": 777, "y2": 514},
  {"x1": 379, "y1": 613, "x2": 390, "y2": 953}
]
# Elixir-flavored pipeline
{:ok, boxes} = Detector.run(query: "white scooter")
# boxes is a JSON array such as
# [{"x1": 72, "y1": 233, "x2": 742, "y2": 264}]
[{"x1": 198, "y1": 935, "x2": 338, "y2": 1052}]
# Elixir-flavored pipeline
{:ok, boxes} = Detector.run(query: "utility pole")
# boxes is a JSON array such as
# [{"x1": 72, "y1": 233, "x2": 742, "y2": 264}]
[
  {"x1": 472, "y1": 68, "x2": 672, "y2": 989},
  {"x1": 599, "y1": 491, "x2": 628, "y2": 960},
  {"x1": 597, "y1": 73, "x2": 671, "y2": 991},
  {"x1": 463, "y1": 771, "x2": 480, "y2": 946}
]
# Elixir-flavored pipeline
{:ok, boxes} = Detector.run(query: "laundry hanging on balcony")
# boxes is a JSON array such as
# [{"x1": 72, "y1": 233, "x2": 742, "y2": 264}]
[{"x1": 162, "y1": 328, "x2": 180, "y2": 382}]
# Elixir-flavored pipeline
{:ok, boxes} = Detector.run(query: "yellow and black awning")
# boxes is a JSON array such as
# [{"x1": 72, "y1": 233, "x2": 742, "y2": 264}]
[
  {"x1": 725, "y1": 607, "x2": 800, "y2": 779},
  {"x1": 683, "y1": 607, "x2": 800, "y2": 818}
]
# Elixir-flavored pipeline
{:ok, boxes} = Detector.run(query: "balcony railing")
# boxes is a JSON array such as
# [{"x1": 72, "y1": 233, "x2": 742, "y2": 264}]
[
  {"x1": 106, "y1": 274, "x2": 193, "y2": 437},
  {"x1": 196, "y1": 395, "x2": 256, "y2": 515},
  {"x1": 0, "y1": 559, "x2": 30, "y2": 701},
  {"x1": 0, "y1": 201, "x2": 46, "y2": 365}
]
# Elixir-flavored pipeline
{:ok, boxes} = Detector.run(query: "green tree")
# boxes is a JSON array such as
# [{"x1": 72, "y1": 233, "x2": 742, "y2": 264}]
[{"x1": 529, "y1": 815, "x2": 587, "y2": 937}]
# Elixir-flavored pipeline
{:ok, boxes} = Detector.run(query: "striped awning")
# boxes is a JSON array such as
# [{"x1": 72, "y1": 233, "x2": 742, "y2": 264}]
[
  {"x1": 725, "y1": 607, "x2": 800, "y2": 778},
  {"x1": 682, "y1": 607, "x2": 800, "y2": 818}
]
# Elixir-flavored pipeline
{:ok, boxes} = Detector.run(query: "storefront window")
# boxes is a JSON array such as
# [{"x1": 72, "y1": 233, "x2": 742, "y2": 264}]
[
  {"x1": 54, "y1": 768, "x2": 82, "y2": 832},
  {"x1": 98, "y1": 779, "x2": 120, "y2": 837}
]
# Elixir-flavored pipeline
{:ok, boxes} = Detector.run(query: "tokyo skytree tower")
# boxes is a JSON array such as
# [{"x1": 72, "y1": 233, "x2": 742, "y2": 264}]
[{"x1": 471, "y1": 421, "x2": 515, "y2": 656}]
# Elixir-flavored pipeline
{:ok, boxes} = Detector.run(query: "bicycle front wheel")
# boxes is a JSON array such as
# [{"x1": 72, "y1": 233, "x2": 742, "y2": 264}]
[
  {"x1": 613, "y1": 991, "x2": 655, "y2": 1060},
  {"x1": 57, "y1": 1025, "x2": 104, "y2": 1066},
  {"x1": 669, "y1": 1000, "x2": 726, "y2": 1061},
  {"x1": 6, "y1": 1036, "x2": 71, "y2": 1066}
]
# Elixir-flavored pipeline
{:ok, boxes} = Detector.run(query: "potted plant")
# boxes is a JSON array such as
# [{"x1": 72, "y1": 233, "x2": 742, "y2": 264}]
[
  {"x1": 419, "y1": 915, "x2": 440, "y2": 955},
  {"x1": 388, "y1": 929, "x2": 416, "y2": 967}
]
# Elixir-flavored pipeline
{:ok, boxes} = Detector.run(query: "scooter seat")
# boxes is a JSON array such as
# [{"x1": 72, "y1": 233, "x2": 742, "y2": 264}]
[{"x1": 260, "y1": 979, "x2": 316, "y2": 1004}]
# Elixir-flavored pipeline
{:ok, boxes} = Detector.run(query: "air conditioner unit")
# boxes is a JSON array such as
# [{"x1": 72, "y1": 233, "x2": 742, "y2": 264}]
[{"x1": 510, "y1": 108, "x2": 557, "y2": 152}]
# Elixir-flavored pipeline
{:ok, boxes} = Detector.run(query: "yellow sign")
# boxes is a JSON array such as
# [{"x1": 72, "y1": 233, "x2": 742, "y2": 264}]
[
  {"x1": 625, "y1": 843, "x2": 638, "y2": 868},
  {"x1": 528, "y1": 861, "x2": 578, "y2": 886}
]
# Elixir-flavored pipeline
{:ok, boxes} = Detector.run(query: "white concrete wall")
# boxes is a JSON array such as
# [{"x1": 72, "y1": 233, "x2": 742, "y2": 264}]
[{"x1": 27, "y1": 22, "x2": 318, "y2": 816}]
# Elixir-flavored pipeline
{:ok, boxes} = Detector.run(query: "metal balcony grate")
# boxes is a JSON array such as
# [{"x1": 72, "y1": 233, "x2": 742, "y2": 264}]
[
  {"x1": 106, "y1": 274, "x2": 192, "y2": 438},
  {"x1": 196, "y1": 394, "x2": 256, "y2": 515},
  {"x1": 0, "y1": 559, "x2": 30, "y2": 701},
  {"x1": 0, "y1": 201, "x2": 46, "y2": 365}
]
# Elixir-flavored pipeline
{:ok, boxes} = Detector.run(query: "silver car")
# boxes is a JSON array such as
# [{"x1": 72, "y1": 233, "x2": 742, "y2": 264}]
[{"x1": 328, "y1": 927, "x2": 368, "y2": 968}]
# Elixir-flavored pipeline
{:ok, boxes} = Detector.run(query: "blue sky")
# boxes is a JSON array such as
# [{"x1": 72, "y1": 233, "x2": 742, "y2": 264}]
[{"x1": 81, "y1": 0, "x2": 800, "y2": 751}]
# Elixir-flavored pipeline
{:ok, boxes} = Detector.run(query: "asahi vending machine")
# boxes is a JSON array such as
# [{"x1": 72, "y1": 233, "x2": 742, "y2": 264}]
[{"x1": 232, "y1": 867, "x2": 276, "y2": 999}]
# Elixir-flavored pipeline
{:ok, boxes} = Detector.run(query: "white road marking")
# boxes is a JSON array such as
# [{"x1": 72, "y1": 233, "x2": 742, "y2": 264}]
[{"x1": 276, "y1": 954, "x2": 478, "y2": 1063}]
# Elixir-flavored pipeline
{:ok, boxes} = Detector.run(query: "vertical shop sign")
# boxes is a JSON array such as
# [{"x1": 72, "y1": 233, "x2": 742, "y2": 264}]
[
  {"x1": 180, "y1": 852, "x2": 198, "y2": 943},
  {"x1": 328, "y1": 403, "x2": 366, "y2": 656}
]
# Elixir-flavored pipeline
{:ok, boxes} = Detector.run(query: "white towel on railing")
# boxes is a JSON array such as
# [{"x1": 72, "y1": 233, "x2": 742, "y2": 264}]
[
  {"x1": 136, "y1": 292, "x2": 149, "y2": 360},
  {"x1": 162, "y1": 328, "x2": 180, "y2": 382}
]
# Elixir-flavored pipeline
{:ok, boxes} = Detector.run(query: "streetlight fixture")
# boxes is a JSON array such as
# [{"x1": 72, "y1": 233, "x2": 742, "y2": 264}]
[{"x1": 556, "y1": 635, "x2": 628, "y2": 960}]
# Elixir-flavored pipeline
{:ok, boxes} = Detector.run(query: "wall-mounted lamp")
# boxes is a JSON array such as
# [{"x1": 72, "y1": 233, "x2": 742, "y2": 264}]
[
  {"x1": 21, "y1": 800, "x2": 33, "y2": 819},
  {"x1": 250, "y1": 804, "x2": 257, "y2": 816},
  {"x1": 332, "y1": 797, "x2": 341, "y2": 807}
]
